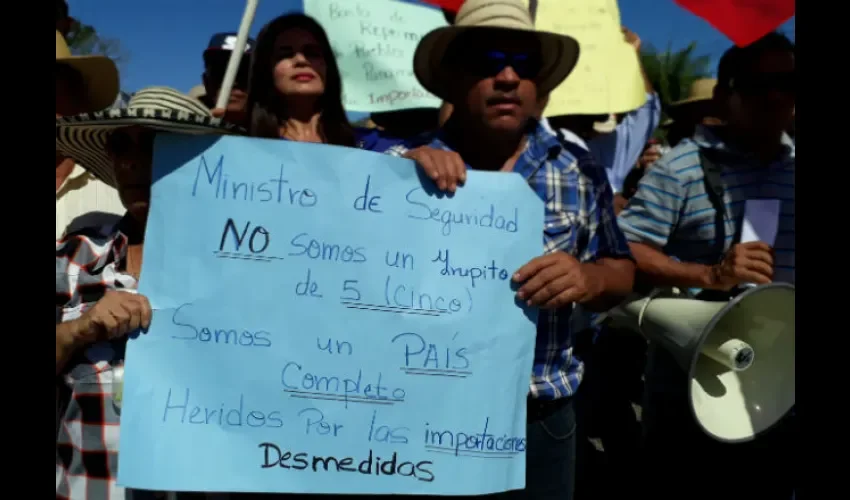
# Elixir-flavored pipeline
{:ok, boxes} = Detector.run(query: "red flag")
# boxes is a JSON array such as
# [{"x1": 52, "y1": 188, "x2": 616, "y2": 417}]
[
  {"x1": 675, "y1": 0, "x2": 795, "y2": 47},
  {"x1": 419, "y1": 0, "x2": 465, "y2": 13}
]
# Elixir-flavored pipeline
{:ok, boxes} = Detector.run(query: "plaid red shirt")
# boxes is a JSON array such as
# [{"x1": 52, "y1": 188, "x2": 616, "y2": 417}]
[{"x1": 55, "y1": 216, "x2": 163, "y2": 500}]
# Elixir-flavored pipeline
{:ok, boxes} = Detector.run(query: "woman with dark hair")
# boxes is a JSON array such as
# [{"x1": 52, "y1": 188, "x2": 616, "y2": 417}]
[
  {"x1": 246, "y1": 13, "x2": 354, "y2": 145},
  {"x1": 233, "y1": 12, "x2": 465, "y2": 192}
]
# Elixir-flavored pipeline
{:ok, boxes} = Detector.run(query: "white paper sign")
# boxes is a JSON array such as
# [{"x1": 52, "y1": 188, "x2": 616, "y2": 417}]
[{"x1": 740, "y1": 199, "x2": 781, "y2": 246}]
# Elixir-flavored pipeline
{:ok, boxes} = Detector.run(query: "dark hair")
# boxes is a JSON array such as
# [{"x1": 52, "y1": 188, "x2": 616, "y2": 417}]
[
  {"x1": 717, "y1": 32, "x2": 795, "y2": 89},
  {"x1": 56, "y1": 0, "x2": 68, "y2": 23},
  {"x1": 246, "y1": 13, "x2": 355, "y2": 147}
]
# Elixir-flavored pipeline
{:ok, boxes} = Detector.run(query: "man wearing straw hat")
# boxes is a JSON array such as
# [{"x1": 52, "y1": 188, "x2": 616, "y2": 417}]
[
  {"x1": 399, "y1": 1, "x2": 636, "y2": 497},
  {"x1": 665, "y1": 78, "x2": 723, "y2": 147},
  {"x1": 56, "y1": 30, "x2": 126, "y2": 240},
  {"x1": 55, "y1": 87, "x2": 242, "y2": 500}
]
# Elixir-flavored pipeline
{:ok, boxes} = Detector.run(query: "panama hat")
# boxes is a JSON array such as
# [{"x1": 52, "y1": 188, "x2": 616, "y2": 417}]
[
  {"x1": 56, "y1": 31, "x2": 120, "y2": 113},
  {"x1": 666, "y1": 78, "x2": 718, "y2": 124},
  {"x1": 55, "y1": 86, "x2": 244, "y2": 188},
  {"x1": 413, "y1": 0, "x2": 580, "y2": 102}
]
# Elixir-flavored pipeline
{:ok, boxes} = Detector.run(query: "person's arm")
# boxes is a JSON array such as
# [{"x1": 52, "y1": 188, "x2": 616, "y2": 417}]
[
  {"x1": 56, "y1": 318, "x2": 83, "y2": 375},
  {"x1": 590, "y1": 28, "x2": 663, "y2": 194},
  {"x1": 627, "y1": 242, "x2": 714, "y2": 289},
  {"x1": 617, "y1": 150, "x2": 710, "y2": 289},
  {"x1": 597, "y1": 93, "x2": 662, "y2": 191}
]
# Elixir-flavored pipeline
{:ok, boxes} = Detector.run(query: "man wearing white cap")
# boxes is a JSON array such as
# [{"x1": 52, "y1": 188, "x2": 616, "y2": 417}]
[{"x1": 396, "y1": 1, "x2": 636, "y2": 497}]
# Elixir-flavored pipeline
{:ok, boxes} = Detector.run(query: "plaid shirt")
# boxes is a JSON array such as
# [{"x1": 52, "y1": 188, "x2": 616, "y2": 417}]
[
  {"x1": 56, "y1": 216, "x2": 163, "y2": 500},
  {"x1": 390, "y1": 121, "x2": 633, "y2": 400}
]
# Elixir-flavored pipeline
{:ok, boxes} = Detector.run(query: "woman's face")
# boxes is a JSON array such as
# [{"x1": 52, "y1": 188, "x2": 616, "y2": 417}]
[
  {"x1": 107, "y1": 126, "x2": 155, "y2": 220},
  {"x1": 271, "y1": 28, "x2": 327, "y2": 98}
]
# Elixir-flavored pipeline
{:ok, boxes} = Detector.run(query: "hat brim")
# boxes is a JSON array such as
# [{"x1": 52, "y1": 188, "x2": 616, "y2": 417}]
[
  {"x1": 667, "y1": 98, "x2": 715, "y2": 122},
  {"x1": 57, "y1": 55, "x2": 120, "y2": 112},
  {"x1": 56, "y1": 109, "x2": 244, "y2": 188},
  {"x1": 414, "y1": 26, "x2": 580, "y2": 102}
]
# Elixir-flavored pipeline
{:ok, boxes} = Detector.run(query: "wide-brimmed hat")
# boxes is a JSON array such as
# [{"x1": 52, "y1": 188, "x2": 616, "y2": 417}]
[
  {"x1": 55, "y1": 86, "x2": 243, "y2": 188},
  {"x1": 667, "y1": 78, "x2": 718, "y2": 123},
  {"x1": 413, "y1": 0, "x2": 580, "y2": 102},
  {"x1": 56, "y1": 30, "x2": 120, "y2": 112}
]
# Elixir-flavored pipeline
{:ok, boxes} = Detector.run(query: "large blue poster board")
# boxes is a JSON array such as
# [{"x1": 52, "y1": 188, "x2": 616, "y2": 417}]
[{"x1": 118, "y1": 135, "x2": 543, "y2": 495}]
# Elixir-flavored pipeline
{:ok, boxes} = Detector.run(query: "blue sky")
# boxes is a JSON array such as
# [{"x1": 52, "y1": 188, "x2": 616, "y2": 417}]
[{"x1": 69, "y1": 0, "x2": 794, "y2": 116}]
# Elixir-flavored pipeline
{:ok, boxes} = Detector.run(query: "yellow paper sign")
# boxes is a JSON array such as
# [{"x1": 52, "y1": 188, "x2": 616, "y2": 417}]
[{"x1": 531, "y1": 0, "x2": 646, "y2": 116}]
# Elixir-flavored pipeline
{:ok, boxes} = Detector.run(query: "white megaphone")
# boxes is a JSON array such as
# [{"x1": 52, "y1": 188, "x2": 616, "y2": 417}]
[{"x1": 604, "y1": 283, "x2": 795, "y2": 443}]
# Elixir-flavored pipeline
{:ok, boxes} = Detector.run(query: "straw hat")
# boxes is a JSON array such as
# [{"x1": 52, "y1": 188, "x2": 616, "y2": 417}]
[
  {"x1": 667, "y1": 78, "x2": 718, "y2": 122},
  {"x1": 55, "y1": 86, "x2": 243, "y2": 188},
  {"x1": 56, "y1": 30, "x2": 120, "y2": 112},
  {"x1": 413, "y1": 0, "x2": 580, "y2": 101}
]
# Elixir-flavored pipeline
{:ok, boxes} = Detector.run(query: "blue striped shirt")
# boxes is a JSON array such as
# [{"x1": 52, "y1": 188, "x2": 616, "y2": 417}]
[
  {"x1": 390, "y1": 122, "x2": 633, "y2": 400},
  {"x1": 618, "y1": 125, "x2": 795, "y2": 284}
]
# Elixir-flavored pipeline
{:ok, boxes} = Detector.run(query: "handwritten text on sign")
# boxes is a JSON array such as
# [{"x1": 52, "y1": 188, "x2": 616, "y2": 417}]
[
  {"x1": 117, "y1": 135, "x2": 543, "y2": 495},
  {"x1": 532, "y1": 0, "x2": 646, "y2": 116},
  {"x1": 304, "y1": 0, "x2": 446, "y2": 112}
]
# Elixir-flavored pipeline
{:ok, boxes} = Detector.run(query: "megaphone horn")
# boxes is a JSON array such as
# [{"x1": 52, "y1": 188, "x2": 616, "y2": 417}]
[{"x1": 606, "y1": 283, "x2": 795, "y2": 443}]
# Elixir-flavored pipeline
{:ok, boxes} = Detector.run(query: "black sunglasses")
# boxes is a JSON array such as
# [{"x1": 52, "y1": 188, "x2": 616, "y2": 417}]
[{"x1": 464, "y1": 50, "x2": 542, "y2": 80}]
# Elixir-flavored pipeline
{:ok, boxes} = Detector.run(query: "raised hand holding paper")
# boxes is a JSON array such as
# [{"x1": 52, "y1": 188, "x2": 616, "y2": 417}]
[
  {"x1": 304, "y1": 0, "x2": 446, "y2": 112},
  {"x1": 117, "y1": 135, "x2": 543, "y2": 495}
]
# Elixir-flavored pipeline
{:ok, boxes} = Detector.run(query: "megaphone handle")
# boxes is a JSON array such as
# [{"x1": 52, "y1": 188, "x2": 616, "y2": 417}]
[
  {"x1": 635, "y1": 288, "x2": 667, "y2": 335},
  {"x1": 732, "y1": 283, "x2": 758, "y2": 295}
]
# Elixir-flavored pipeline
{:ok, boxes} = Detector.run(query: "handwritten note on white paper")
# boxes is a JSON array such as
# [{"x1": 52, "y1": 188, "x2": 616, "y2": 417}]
[{"x1": 740, "y1": 199, "x2": 781, "y2": 246}]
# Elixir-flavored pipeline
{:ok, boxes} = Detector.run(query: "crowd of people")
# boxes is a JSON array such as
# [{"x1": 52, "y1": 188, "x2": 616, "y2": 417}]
[{"x1": 55, "y1": 0, "x2": 796, "y2": 499}]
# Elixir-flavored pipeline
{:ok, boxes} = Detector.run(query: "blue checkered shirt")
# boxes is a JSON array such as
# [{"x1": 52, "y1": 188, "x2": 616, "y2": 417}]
[{"x1": 389, "y1": 121, "x2": 633, "y2": 400}]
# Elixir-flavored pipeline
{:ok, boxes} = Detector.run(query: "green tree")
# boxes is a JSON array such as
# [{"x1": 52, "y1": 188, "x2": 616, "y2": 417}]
[
  {"x1": 640, "y1": 42, "x2": 712, "y2": 137},
  {"x1": 65, "y1": 20, "x2": 129, "y2": 69}
]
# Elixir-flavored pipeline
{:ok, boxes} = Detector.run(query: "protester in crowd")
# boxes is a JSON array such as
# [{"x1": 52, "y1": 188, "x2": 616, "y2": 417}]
[
  {"x1": 665, "y1": 77, "x2": 723, "y2": 146},
  {"x1": 200, "y1": 32, "x2": 255, "y2": 125},
  {"x1": 56, "y1": 0, "x2": 73, "y2": 37},
  {"x1": 617, "y1": 32, "x2": 796, "y2": 500},
  {"x1": 394, "y1": 2, "x2": 636, "y2": 498},
  {"x1": 545, "y1": 27, "x2": 662, "y2": 196},
  {"x1": 243, "y1": 13, "x2": 356, "y2": 144},
  {"x1": 55, "y1": 87, "x2": 243, "y2": 500},
  {"x1": 56, "y1": 30, "x2": 125, "y2": 240},
  {"x1": 241, "y1": 12, "x2": 465, "y2": 190}
]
